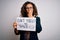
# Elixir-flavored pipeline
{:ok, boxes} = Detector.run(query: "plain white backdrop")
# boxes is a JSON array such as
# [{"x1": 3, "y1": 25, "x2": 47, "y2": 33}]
[{"x1": 0, "y1": 0, "x2": 60, "y2": 40}]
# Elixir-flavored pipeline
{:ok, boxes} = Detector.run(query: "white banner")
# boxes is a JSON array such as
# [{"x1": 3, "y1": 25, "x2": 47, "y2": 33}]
[{"x1": 16, "y1": 17, "x2": 36, "y2": 31}]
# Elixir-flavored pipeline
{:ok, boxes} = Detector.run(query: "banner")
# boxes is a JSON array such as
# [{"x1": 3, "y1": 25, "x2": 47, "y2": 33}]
[{"x1": 16, "y1": 17, "x2": 36, "y2": 31}]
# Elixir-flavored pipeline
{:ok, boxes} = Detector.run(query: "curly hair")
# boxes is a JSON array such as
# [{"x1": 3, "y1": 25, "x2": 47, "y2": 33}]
[{"x1": 20, "y1": 1, "x2": 38, "y2": 17}]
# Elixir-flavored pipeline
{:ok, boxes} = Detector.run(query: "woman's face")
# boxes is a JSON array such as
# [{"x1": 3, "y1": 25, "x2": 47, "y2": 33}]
[{"x1": 26, "y1": 4, "x2": 33, "y2": 14}]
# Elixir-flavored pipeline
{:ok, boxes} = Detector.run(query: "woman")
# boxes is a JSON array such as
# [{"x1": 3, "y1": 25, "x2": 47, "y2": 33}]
[{"x1": 13, "y1": 1, "x2": 42, "y2": 40}]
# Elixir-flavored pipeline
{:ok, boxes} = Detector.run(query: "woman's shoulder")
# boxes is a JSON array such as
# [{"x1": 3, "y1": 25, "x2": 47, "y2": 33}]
[{"x1": 35, "y1": 16, "x2": 40, "y2": 19}]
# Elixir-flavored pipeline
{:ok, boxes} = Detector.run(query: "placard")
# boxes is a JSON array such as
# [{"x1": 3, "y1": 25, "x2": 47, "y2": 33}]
[{"x1": 16, "y1": 17, "x2": 36, "y2": 31}]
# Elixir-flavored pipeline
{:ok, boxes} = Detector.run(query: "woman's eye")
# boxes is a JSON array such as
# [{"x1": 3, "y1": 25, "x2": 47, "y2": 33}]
[{"x1": 26, "y1": 7, "x2": 33, "y2": 9}]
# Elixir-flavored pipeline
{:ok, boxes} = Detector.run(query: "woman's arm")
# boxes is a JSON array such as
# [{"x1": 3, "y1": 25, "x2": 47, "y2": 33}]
[
  {"x1": 36, "y1": 17, "x2": 42, "y2": 33},
  {"x1": 14, "y1": 28, "x2": 20, "y2": 35},
  {"x1": 13, "y1": 22, "x2": 20, "y2": 35}
]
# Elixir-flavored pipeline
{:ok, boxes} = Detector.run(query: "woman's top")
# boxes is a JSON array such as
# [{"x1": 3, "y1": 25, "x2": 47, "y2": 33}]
[{"x1": 14, "y1": 17, "x2": 42, "y2": 40}]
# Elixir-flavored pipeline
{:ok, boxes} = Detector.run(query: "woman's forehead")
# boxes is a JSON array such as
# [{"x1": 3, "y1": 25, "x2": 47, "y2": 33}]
[{"x1": 26, "y1": 4, "x2": 33, "y2": 7}]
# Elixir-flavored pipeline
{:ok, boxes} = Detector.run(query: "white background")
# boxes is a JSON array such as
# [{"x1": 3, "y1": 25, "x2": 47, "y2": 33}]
[{"x1": 0, "y1": 0, "x2": 60, "y2": 40}]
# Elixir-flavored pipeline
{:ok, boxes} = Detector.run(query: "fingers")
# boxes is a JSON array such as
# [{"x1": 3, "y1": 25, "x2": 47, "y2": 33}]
[{"x1": 13, "y1": 22, "x2": 17, "y2": 29}]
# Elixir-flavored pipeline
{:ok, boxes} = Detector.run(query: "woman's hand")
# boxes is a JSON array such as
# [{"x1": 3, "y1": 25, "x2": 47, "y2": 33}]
[
  {"x1": 13, "y1": 22, "x2": 17, "y2": 29},
  {"x1": 13, "y1": 22, "x2": 20, "y2": 35}
]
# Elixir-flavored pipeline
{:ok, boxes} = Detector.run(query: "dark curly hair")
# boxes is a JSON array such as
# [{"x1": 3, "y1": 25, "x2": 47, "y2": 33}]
[{"x1": 20, "y1": 1, "x2": 38, "y2": 17}]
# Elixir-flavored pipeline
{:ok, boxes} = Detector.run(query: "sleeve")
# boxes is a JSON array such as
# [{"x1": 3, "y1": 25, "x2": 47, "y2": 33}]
[
  {"x1": 14, "y1": 28, "x2": 20, "y2": 35},
  {"x1": 14, "y1": 28, "x2": 24, "y2": 35},
  {"x1": 36, "y1": 17, "x2": 42, "y2": 33}
]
